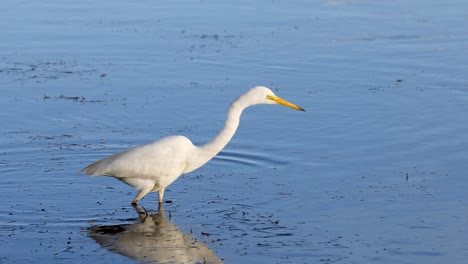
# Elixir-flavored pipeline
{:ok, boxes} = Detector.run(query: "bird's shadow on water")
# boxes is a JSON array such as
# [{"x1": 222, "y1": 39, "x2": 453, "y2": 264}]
[{"x1": 88, "y1": 205, "x2": 223, "y2": 264}]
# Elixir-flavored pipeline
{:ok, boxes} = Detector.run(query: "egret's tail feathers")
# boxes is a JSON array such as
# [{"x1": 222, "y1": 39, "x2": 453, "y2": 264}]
[
  {"x1": 81, "y1": 148, "x2": 134, "y2": 176},
  {"x1": 81, "y1": 159, "x2": 107, "y2": 176}
]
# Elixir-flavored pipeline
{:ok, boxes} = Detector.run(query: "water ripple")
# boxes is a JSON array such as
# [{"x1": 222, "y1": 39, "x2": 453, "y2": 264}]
[{"x1": 212, "y1": 147, "x2": 289, "y2": 169}]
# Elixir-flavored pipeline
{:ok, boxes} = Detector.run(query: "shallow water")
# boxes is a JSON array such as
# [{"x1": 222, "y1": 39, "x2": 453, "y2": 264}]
[{"x1": 1, "y1": 0, "x2": 468, "y2": 263}]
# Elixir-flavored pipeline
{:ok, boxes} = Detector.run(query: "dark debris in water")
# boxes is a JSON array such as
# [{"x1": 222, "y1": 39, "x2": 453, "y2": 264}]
[
  {"x1": 41, "y1": 94, "x2": 128, "y2": 104},
  {"x1": 28, "y1": 134, "x2": 73, "y2": 141},
  {"x1": 367, "y1": 79, "x2": 408, "y2": 92},
  {"x1": 42, "y1": 94, "x2": 104, "y2": 103},
  {"x1": 181, "y1": 31, "x2": 240, "y2": 40},
  {"x1": 1, "y1": 58, "x2": 106, "y2": 82}
]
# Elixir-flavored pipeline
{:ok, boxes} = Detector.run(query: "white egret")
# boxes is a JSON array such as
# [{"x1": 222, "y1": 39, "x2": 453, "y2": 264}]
[{"x1": 82, "y1": 86, "x2": 305, "y2": 206}]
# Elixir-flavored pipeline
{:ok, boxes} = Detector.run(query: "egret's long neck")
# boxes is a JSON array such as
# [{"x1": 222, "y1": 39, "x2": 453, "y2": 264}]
[
  {"x1": 184, "y1": 100, "x2": 246, "y2": 173},
  {"x1": 203, "y1": 101, "x2": 243, "y2": 155}
]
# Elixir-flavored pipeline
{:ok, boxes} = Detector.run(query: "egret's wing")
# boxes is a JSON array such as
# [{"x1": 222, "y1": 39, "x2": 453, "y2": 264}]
[
  {"x1": 82, "y1": 136, "x2": 194, "y2": 179},
  {"x1": 81, "y1": 147, "x2": 136, "y2": 176}
]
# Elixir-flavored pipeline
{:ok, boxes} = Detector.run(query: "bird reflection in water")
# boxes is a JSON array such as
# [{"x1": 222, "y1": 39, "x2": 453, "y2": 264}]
[{"x1": 88, "y1": 205, "x2": 223, "y2": 264}]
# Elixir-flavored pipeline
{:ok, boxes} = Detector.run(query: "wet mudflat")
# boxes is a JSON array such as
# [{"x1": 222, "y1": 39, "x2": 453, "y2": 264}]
[{"x1": 1, "y1": 0, "x2": 468, "y2": 263}]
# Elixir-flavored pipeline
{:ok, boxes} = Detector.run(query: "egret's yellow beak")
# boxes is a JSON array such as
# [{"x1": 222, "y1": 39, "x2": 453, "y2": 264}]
[{"x1": 267, "y1": 95, "x2": 305, "y2": 112}]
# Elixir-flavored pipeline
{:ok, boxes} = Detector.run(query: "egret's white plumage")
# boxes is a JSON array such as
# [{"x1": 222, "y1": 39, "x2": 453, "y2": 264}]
[{"x1": 82, "y1": 86, "x2": 304, "y2": 206}]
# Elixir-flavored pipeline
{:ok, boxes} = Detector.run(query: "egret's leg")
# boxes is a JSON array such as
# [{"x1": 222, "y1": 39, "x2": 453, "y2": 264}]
[
  {"x1": 157, "y1": 189, "x2": 165, "y2": 211},
  {"x1": 158, "y1": 188, "x2": 165, "y2": 204},
  {"x1": 131, "y1": 188, "x2": 152, "y2": 205}
]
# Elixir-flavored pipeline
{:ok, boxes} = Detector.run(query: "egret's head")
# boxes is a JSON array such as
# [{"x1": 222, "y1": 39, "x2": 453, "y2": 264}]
[{"x1": 244, "y1": 86, "x2": 305, "y2": 111}]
